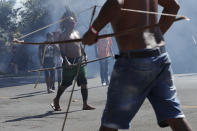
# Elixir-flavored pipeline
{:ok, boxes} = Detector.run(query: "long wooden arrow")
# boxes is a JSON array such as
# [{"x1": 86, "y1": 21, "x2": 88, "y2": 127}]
[
  {"x1": 28, "y1": 56, "x2": 112, "y2": 72},
  {"x1": 13, "y1": 16, "x2": 188, "y2": 45}
]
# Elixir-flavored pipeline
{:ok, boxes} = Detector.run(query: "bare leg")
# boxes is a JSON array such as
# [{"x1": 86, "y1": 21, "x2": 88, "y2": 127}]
[
  {"x1": 167, "y1": 118, "x2": 192, "y2": 131},
  {"x1": 81, "y1": 84, "x2": 95, "y2": 110},
  {"x1": 14, "y1": 64, "x2": 18, "y2": 74},
  {"x1": 54, "y1": 85, "x2": 67, "y2": 102},
  {"x1": 57, "y1": 70, "x2": 61, "y2": 87},
  {"x1": 48, "y1": 76, "x2": 52, "y2": 89},
  {"x1": 50, "y1": 75, "x2": 55, "y2": 90},
  {"x1": 45, "y1": 77, "x2": 50, "y2": 93},
  {"x1": 99, "y1": 125, "x2": 118, "y2": 131},
  {"x1": 48, "y1": 76, "x2": 55, "y2": 93},
  {"x1": 52, "y1": 85, "x2": 67, "y2": 111},
  {"x1": 44, "y1": 71, "x2": 51, "y2": 93},
  {"x1": 49, "y1": 71, "x2": 55, "y2": 90}
]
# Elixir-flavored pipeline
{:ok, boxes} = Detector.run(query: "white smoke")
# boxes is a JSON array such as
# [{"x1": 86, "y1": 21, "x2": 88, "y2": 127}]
[
  {"x1": 13, "y1": 0, "x2": 197, "y2": 74},
  {"x1": 164, "y1": 0, "x2": 197, "y2": 73}
]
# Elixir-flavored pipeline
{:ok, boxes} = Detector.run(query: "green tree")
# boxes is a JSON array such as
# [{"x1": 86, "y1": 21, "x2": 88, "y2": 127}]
[
  {"x1": 18, "y1": 0, "x2": 52, "y2": 41},
  {"x1": 18, "y1": 0, "x2": 74, "y2": 41},
  {"x1": 0, "y1": 0, "x2": 18, "y2": 46}
]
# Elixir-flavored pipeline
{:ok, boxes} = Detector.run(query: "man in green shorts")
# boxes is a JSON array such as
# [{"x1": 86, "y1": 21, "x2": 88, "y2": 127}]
[{"x1": 51, "y1": 16, "x2": 95, "y2": 111}]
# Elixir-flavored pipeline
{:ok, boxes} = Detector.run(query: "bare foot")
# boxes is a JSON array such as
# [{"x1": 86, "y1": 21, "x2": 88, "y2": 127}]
[{"x1": 83, "y1": 104, "x2": 96, "y2": 110}]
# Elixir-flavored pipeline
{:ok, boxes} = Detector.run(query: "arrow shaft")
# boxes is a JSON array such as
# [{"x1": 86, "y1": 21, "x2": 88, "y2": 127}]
[
  {"x1": 15, "y1": 17, "x2": 187, "y2": 45},
  {"x1": 29, "y1": 56, "x2": 112, "y2": 72}
]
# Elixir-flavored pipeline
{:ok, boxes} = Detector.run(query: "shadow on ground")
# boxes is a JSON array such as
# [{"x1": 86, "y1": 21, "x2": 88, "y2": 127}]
[
  {"x1": 0, "y1": 77, "x2": 45, "y2": 88},
  {"x1": 4, "y1": 110, "x2": 83, "y2": 123},
  {"x1": 7, "y1": 86, "x2": 103, "y2": 100},
  {"x1": 10, "y1": 90, "x2": 48, "y2": 100}
]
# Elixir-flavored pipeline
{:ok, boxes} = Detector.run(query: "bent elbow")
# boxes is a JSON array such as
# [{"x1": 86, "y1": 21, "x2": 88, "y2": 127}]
[
  {"x1": 167, "y1": 2, "x2": 180, "y2": 14},
  {"x1": 160, "y1": 0, "x2": 180, "y2": 13},
  {"x1": 172, "y1": 0, "x2": 180, "y2": 13},
  {"x1": 174, "y1": 3, "x2": 180, "y2": 12}
]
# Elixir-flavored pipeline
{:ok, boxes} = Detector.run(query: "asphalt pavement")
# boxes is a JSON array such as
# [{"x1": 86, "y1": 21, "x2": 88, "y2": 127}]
[{"x1": 0, "y1": 74, "x2": 197, "y2": 131}]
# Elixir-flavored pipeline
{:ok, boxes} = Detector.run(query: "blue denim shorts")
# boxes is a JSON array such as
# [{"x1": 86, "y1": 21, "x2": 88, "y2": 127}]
[{"x1": 101, "y1": 51, "x2": 185, "y2": 129}]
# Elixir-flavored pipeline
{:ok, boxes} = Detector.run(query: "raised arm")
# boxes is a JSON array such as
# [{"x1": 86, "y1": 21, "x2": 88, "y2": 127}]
[
  {"x1": 92, "y1": 0, "x2": 123, "y2": 32},
  {"x1": 82, "y1": 0, "x2": 124, "y2": 45},
  {"x1": 158, "y1": 0, "x2": 180, "y2": 34}
]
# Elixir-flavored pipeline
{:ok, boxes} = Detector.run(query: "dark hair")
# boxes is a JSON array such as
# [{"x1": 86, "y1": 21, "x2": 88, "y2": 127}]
[{"x1": 60, "y1": 7, "x2": 77, "y2": 30}]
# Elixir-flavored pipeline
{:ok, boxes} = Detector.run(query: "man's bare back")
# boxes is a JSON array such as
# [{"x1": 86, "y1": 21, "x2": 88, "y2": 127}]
[{"x1": 82, "y1": 0, "x2": 180, "y2": 51}]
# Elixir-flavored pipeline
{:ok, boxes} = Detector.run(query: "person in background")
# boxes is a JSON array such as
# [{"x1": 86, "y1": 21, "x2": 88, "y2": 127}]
[
  {"x1": 38, "y1": 32, "x2": 56, "y2": 93},
  {"x1": 95, "y1": 34, "x2": 113, "y2": 86},
  {"x1": 9, "y1": 45, "x2": 18, "y2": 74}
]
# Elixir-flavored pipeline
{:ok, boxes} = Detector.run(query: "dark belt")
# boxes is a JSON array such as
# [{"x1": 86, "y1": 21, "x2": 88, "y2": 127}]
[{"x1": 115, "y1": 46, "x2": 166, "y2": 59}]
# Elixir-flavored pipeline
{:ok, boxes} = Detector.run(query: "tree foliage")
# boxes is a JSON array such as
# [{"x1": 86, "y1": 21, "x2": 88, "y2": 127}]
[
  {"x1": 0, "y1": 0, "x2": 18, "y2": 46},
  {"x1": 0, "y1": 0, "x2": 73, "y2": 73},
  {"x1": 18, "y1": 0, "x2": 54, "y2": 41}
]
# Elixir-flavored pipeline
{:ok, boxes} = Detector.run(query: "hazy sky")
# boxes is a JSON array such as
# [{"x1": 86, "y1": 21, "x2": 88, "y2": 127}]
[{"x1": 12, "y1": 0, "x2": 197, "y2": 73}]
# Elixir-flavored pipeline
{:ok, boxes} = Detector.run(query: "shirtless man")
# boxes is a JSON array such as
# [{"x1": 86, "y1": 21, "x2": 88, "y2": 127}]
[
  {"x1": 82, "y1": 0, "x2": 192, "y2": 131},
  {"x1": 51, "y1": 16, "x2": 95, "y2": 111}
]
